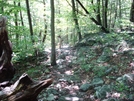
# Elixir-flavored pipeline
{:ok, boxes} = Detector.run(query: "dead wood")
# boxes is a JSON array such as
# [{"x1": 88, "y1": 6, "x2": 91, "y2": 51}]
[
  {"x1": 0, "y1": 16, "x2": 15, "y2": 83},
  {"x1": 0, "y1": 73, "x2": 53, "y2": 101}
]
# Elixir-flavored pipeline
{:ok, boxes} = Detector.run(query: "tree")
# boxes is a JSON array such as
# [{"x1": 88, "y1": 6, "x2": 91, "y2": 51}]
[
  {"x1": 71, "y1": 0, "x2": 82, "y2": 41},
  {"x1": 42, "y1": 0, "x2": 47, "y2": 43},
  {"x1": 14, "y1": 1, "x2": 19, "y2": 46},
  {"x1": 26, "y1": 0, "x2": 34, "y2": 43},
  {"x1": 50, "y1": 0, "x2": 56, "y2": 66},
  {"x1": 102, "y1": 0, "x2": 108, "y2": 29},
  {"x1": 96, "y1": 0, "x2": 101, "y2": 24},
  {"x1": 130, "y1": 0, "x2": 134, "y2": 22}
]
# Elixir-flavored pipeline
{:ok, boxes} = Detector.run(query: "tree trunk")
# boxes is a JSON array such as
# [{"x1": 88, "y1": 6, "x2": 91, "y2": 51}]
[
  {"x1": 50, "y1": 0, "x2": 56, "y2": 66},
  {"x1": 26, "y1": 0, "x2": 34, "y2": 43},
  {"x1": 14, "y1": 1, "x2": 19, "y2": 46},
  {"x1": 102, "y1": 0, "x2": 108, "y2": 29},
  {"x1": 72, "y1": 0, "x2": 82, "y2": 41},
  {"x1": 96, "y1": 0, "x2": 101, "y2": 24},
  {"x1": 18, "y1": 2, "x2": 27, "y2": 49},
  {"x1": 1, "y1": 0, "x2": 4, "y2": 13},
  {"x1": 42, "y1": 0, "x2": 47, "y2": 43},
  {"x1": 130, "y1": 0, "x2": 134, "y2": 22}
]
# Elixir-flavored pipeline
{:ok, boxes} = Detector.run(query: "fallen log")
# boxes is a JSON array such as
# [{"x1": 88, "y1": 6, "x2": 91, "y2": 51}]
[{"x1": 0, "y1": 73, "x2": 53, "y2": 101}]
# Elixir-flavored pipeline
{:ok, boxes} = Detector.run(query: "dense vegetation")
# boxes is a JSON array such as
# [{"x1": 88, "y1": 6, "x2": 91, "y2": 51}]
[{"x1": 0, "y1": 0, "x2": 134, "y2": 100}]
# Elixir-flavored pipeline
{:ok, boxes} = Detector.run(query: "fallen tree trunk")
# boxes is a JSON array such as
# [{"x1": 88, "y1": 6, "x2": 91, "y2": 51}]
[
  {"x1": 0, "y1": 73, "x2": 53, "y2": 101},
  {"x1": 0, "y1": 16, "x2": 53, "y2": 101}
]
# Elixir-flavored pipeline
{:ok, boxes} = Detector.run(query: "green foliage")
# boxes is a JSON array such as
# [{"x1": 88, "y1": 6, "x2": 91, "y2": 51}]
[
  {"x1": 92, "y1": 66, "x2": 108, "y2": 77},
  {"x1": 95, "y1": 85, "x2": 113, "y2": 99},
  {"x1": 26, "y1": 68, "x2": 40, "y2": 77},
  {"x1": 114, "y1": 82, "x2": 129, "y2": 92}
]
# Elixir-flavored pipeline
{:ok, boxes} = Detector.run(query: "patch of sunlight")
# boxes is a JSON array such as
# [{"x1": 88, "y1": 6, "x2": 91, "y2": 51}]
[
  {"x1": 65, "y1": 97, "x2": 80, "y2": 101},
  {"x1": 65, "y1": 70, "x2": 74, "y2": 75}
]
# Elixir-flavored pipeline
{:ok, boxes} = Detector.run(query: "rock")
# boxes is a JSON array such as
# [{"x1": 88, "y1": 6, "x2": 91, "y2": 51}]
[
  {"x1": 123, "y1": 73, "x2": 134, "y2": 88},
  {"x1": 58, "y1": 96, "x2": 66, "y2": 101},
  {"x1": 79, "y1": 83, "x2": 93, "y2": 92},
  {"x1": 56, "y1": 59, "x2": 65, "y2": 65},
  {"x1": 91, "y1": 78, "x2": 104, "y2": 86},
  {"x1": 46, "y1": 94, "x2": 55, "y2": 101},
  {"x1": 58, "y1": 53, "x2": 66, "y2": 59},
  {"x1": 97, "y1": 47, "x2": 113, "y2": 62}
]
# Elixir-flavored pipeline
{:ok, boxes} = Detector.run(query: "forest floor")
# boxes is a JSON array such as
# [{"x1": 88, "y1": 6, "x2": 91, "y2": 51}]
[
  {"x1": 14, "y1": 46, "x2": 89, "y2": 101},
  {"x1": 13, "y1": 33, "x2": 134, "y2": 101}
]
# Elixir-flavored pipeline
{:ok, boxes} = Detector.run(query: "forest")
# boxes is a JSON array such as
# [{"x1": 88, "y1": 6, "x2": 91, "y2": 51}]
[{"x1": 0, "y1": 0, "x2": 134, "y2": 101}]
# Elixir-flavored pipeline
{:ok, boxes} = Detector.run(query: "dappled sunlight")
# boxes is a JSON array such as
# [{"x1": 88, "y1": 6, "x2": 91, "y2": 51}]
[
  {"x1": 65, "y1": 97, "x2": 81, "y2": 101},
  {"x1": 65, "y1": 70, "x2": 74, "y2": 75}
]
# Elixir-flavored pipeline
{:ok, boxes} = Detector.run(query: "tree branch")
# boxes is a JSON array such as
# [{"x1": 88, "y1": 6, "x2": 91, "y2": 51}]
[{"x1": 76, "y1": 0, "x2": 109, "y2": 33}]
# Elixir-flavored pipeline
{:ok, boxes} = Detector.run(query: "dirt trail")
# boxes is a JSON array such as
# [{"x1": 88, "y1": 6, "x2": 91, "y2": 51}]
[{"x1": 41, "y1": 46, "x2": 87, "y2": 101}]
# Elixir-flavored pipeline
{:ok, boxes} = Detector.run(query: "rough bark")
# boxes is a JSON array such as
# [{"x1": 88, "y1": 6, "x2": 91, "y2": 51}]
[
  {"x1": 0, "y1": 73, "x2": 53, "y2": 101},
  {"x1": 26, "y1": 0, "x2": 34, "y2": 43},
  {"x1": 0, "y1": 16, "x2": 15, "y2": 83},
  {"x1": 130, "y1": 0, "x2": 134, "y2": 22},
  {"x1": 50, "y1": 0, "x2": 57, "y2": 66},
  {"x1": 72, "y1": 0, "x2": 82, "y2": 41}
]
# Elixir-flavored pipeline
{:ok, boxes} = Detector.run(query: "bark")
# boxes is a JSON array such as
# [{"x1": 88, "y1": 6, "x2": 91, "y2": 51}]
[
  {"x1": 96, "y1": 0, "x2": 101, "y2": 24},
  {"x1": 50, "y1": 0, "x2": 57, "y2": 66},
  {"x1": 26, "y1": 0, "x2": 34, "y2": 43},
  {"x1": 103, "y1": 0, "x2": 108, "y2": 28},
  {"x1": 14, "y1": 1, "x2": 19, "y2": 46},
  {"x1": 130, "y1": 0, "x2": 134, "y2": 22},
  {"x1": 43, "y1": 0, "x2": 47, "y2": 43},
  {"x1": 0, "y1": 16, "x2": 15, "y2": 83},
  {"x1": 72, "y1": 0, "x2": 82, "y2": 41},
  {"x1": 18, "y1": 2, "x2": 27, "y2": 49},
  {"x1": 0, "y1": 73, "x2": 53, "y2": 101}
]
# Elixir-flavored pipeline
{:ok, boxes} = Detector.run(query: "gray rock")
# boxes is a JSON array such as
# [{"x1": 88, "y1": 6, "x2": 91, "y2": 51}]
[
  {"x1": 123, "y1": 73, "x2": 134, "y2": 88},
  {"x1": 79, "y1": 83, "x2": 93, "y2": 92},
  {"x1": 91, "y1": 78, "x2": 104, "y2": 86}
]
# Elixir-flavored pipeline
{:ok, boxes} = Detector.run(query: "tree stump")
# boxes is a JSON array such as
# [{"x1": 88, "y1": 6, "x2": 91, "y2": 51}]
[
  {"x1": 0, "y1": 16, "x2": 15, "y2": 82},
  {"x1": 0, "y1": 16, "x2": 53, "y2": 101}
]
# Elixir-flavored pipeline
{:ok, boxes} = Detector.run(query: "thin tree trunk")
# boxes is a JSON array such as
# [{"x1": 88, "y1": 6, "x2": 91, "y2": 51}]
[
  {"x1": 42, "y1": 0, "x2": 47, "y2": 43},
  {"x1": 26, "y1": 0, "x2": 34, "y2": 43},
  {"x1": 72, "y1": 0, "x2": 82, "y2": 41},
  {"x1": 130, "y1": 0, "x2": 134, "y2": 22},
  {"x1": 1, "y1": 0, "x2": 4, "y2": 13},
  {"x1": 119, "y1": 0, "x2": 122, "y2": 29},
  {"x1": 19, "y1": 2, "x2": 27, "y2": 49},
  {"x1": 19, "y1": 2, "x2": 24, "y2": 27},
  {"x1": 50, "y1": 0, "x2": 56, "y2": 66},
  {"x1": 14, "y1": 1, "x2": 19, "y2": 46},
  {"x1": 102, "y1": 0, "x2": 108, "y2": 29},
  {"x1": 111, "y1": 2, "x2": 117, "y2": 28},
  {"x1": 96, "y1": 0, "x2": 101, "y2": 24}
]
